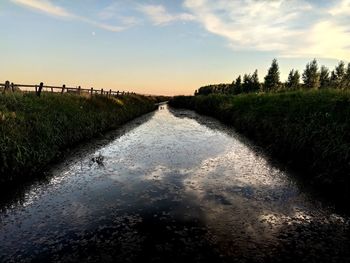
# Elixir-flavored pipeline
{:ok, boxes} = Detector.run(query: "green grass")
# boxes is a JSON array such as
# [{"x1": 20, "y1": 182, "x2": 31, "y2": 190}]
[
  {"x1": 0, "y1": 92, "x2": 157, "y2": 183},
  {"x1": 169, "y1": 89, "x2": 350, "y2": 201}
]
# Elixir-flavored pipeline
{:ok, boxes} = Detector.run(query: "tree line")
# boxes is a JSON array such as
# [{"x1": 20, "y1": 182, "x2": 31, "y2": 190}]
[{"x1": 195, "y1": 59, "x2": 350, "y2": 95}]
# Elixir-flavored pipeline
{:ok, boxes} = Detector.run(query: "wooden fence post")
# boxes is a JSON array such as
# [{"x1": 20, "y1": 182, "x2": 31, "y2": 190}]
[
  {"x1": 78, "y1": 86, "x2": 81, "y2": 95},
  {"x1": 109, "y1": 89, "x2": 112, "y2": 98},
  {"x1": 11, "y1": 82, "x2": 15, "y2": 92},
  {"x1": 61, "y1": 85, "x2": 65, "y2": 94},
  {"x1": 91, "y1": 87, "x2": 93, "y2": 97},
  {"x1": 37, "y1": 82, "x2": 43, "y2": 97},
  {"x1": 51, "y1": 86, "x2": 53, "y2": 93},
  {"x1": 5, "y1": 81, "x2": 10, "y2": 91},
  {"x1": 101, "y1": 89, "x2": 103, "y2": 95},
  {"x1": 3, "y1": 81, "x2": 10, "y2": 93},
  {"x1": 116, "y1": 91, "x2": 119, "y2": 97}
]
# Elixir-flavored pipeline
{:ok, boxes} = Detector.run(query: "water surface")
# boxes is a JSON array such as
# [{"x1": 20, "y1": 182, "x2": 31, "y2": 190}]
[{"x1": 0, "y1": 105, "x2": 349, "y2": 263}]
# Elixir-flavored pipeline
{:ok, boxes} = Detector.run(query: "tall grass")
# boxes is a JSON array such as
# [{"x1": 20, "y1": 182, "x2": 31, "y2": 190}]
[
  {"x1": 0, "y1": 92, "x2": 156, "y2": 183},
  {"x1": 169, "y1": 89, "x2": 350, "y2": 201}
]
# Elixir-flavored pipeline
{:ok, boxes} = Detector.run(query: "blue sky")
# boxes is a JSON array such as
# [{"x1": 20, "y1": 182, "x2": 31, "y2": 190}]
[{"x1": 1, "y1": 0, "x2": 350, "y2": 95}]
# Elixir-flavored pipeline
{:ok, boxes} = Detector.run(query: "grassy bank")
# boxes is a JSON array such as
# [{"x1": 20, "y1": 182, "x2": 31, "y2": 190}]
[
  {"x1": 0, "y1": 92, "x2": 157, "y2": 184},
  {"x1": 169, "y1": 90, "x2": 350, "y2": 202}
]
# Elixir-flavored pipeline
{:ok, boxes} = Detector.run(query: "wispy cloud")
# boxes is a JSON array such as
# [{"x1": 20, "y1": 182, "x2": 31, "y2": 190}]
[
  {"x1": 10, "y1": 0, "x2": 134, "y2": 32},
  {"x1": 139, "y1": 4, "x2": 195, "y2": 25},
  {"x1": 183, "y1": 0, "x2": 350, "y2": 60},
  {"x1": 11, "y1": 0, "x2": 74, "y2": 18},
  {"x1": 98, "y1": 2, "x2": 120, "y2": 21},
  {"x1": 97, "y1": 2, "x2": 141, "y2": 28},
  {"x1": 79, "y1": 17, "x2": 126, "y2": 32}
]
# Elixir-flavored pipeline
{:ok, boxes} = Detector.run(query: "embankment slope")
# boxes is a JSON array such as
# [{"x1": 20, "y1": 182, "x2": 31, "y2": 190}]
[{"x1": 0, "y1": 93, "x2": 157, "y2": 183}]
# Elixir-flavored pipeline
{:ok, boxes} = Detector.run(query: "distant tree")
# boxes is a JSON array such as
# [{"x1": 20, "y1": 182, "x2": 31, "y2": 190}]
[
  {"x1": 234, "y1": 75, "x2": 242, "y2": 94},
  {"x1": 331, "y1": 61, "x2": 346, "y2": 88},
  {"x1": 320, "y1": 67, "x2": 329, "y2": 88},
  {"x1": 330, "y1": 70, "x2": 337, "y2": 88},
  {"x1": 344, "y1": 63, "x2": 350, "y2": 89},
  {"x1": 263, "y1": 59, "x2": 280, "y2": 92},
  {"x1": 224, "y1": 84, "x2": 232, "y2": 94},
  {"x1": 337, "y1": 61, "x2": 349, "y2": 89},
  {"x1": 251, "y1": 70, "x2": 260, "y2": 92},
  {"x1": 222, "y1": 85, "x2": 228, "y2": 94},
  {"x1": 228, "y1": 80, "x2": 235, "y2": 94},
  {"x1": 197, "y1": 86, "x2": 211, "y2": 95},
  {"x1": 302, "y1": 59, "x2": 320, "y2": 89},
  {"x1": 286, "y1": 69, "x2": 300, "y2": 90},
  {"x1": 336, "y1": 61, "x2": 346, "y2": 80},
  {"x1": 242, "y1": 74, "x2": 252, "y2": 93},
  {"x1": 319, "y1": 66, "x2": 330, "y2": 88}
]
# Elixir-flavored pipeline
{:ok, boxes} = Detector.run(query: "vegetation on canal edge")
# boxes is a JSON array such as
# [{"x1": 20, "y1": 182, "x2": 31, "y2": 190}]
[
  {"x1": 0, "y1": 92, "x2": 158, "y2": 184},
  {"x1": 169, "y1": 90, "x2": 350, "y2": 202}
]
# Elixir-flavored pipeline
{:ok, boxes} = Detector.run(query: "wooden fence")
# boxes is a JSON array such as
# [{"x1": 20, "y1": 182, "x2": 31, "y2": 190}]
[{"x1": 0, "y1": 80, "x2": 135, "y2": 97}]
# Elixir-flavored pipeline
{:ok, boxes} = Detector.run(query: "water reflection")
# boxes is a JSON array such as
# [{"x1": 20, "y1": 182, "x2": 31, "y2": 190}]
[
  {"x1": 0, "y1": 105, "x2": 349, "y2": 263},
  {"x1": 0, "y1": 112, "x2": 155, "y2": 211}
]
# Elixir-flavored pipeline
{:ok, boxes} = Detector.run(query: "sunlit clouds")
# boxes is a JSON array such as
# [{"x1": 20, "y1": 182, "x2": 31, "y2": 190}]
[{"x1": 183, "y1": 0, "x2": 350, "y2": 60}]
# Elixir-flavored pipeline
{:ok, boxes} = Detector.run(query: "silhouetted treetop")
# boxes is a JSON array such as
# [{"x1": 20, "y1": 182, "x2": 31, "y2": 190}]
[{"x1": 263, "y1": 59, "x2": 280, "y2": 92}]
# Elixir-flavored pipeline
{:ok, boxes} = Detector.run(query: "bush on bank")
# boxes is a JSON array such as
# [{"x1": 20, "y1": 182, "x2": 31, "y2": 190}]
[
  {"x1": 169, "y1": 90, "x2": 350, "y2": 201},
  {"x1": 0, "y1": 92, "x2": 156, "y2": 183}
]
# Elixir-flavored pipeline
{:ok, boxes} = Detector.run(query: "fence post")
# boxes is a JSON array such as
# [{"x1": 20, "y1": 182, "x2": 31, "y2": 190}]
[
  {"x1": 61, "y1": 84, "x2": 65, "y2": 94},
  {"x1": 90, "y1": 87, "x2": 93, "y2": 97},
  {"x1": 51, "y1": 86, "x2": 53, "y2": 93},
  {"x1": 78, "y1": 86, "x2": 81, "y2": 95},
  {"x1": 3, "y1": 81, "x2": 10, "y2": 93},
  {"x1": 37, "y1": 82, "x2": 43, "y2": 97},
  {"x1": 101, "y1": 89, "x2": 103, "y2": 95},
  {"x1": 109, "y1": 89, "x2": 112, "y2": 98},
  {"x1": 10, "y1": 82, "x2": 15, "y2": 92}
]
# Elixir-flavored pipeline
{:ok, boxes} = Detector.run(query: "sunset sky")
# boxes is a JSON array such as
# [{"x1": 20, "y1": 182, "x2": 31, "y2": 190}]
[{"x1": 1, "y1": 0, "x2": 350, "y2": 95}]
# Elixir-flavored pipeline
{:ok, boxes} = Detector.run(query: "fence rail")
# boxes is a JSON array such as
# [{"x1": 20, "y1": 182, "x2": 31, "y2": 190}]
[{"x1": 0, "y1": 80, "x2": 135, "y2": 97}]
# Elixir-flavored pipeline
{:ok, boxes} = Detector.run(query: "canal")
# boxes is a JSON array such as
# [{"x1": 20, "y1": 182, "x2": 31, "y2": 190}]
[{"x1": 0, "y1": 105, "x2": 349, "y2": 263}]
